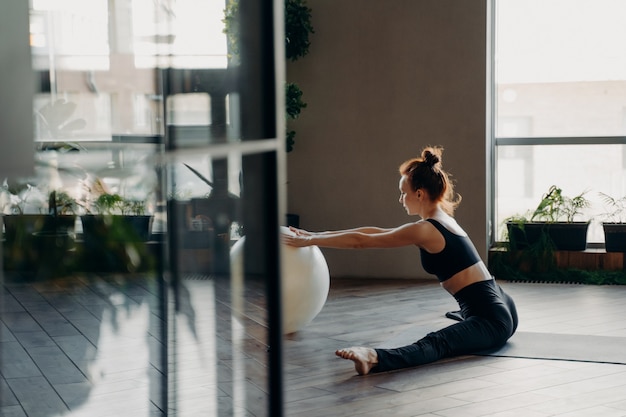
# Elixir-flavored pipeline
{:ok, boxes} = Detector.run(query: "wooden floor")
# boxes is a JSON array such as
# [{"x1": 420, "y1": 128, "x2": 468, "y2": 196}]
[
  {"x1": 284, "y1": 278, "x2": 626, "y2": 417},
  {"x1": 3, "y1": 273, "x2": 626, "y2": 416}
]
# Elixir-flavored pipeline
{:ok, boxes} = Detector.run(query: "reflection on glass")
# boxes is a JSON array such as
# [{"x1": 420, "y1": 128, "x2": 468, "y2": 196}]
[
  {"x1": 167, "y1": 94, "x2": 212, "y2": 126},
  {"x1": 131, "y1": 0, "x2": 228, "y2": 69},
  {"x1": 167, "y1": 151, "x2": 274, "y2": 415},
  {"x1": 1, "y1": 145, "x2": 159, "y2": 272},
  {"x1": 1, "y1": 272, "x2": 164, "y2": 416},
  {"x1": 30, "y1": 0, "x2": 110, "y2": 71},
  {"x1": 3, "y1": 0, "x2": 279, "y2": 415},
  {"x1": 30, "y1": 0, "x2": 229, "y2": 141},
  {"x1": 1, "y1": 145, "x2": 164, "y2": 416}
]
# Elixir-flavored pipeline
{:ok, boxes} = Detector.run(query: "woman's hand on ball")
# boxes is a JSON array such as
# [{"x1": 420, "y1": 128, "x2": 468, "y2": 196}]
[
  {"x1": 289, "y1": 226, "x2": 312, "y2": 236},
  {"x1": 282, "y1": 231, "x2": 313, "y2": 247}
]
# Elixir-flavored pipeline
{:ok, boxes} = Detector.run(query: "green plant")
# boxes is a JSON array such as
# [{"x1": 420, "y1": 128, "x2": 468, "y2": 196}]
[
  {"x1": 284, "y1": 0, "x2": 313, "y2": 152},
  {"x1": 91, "y1": 193, "x2": 146, "y2": 216},
  {"x1": 285, "y1": 83, "x2": 307, "y2": 152},
  {"x1": 223, "y1": 0, "x2": 314, "y2": 62},
  {"x1": 222, "y1": 0, "x2": 240, "y2": 64},
  {"x1": 501, "y1": 214, "x2": 530, "y2": 247},
  {"x1": 502, "y1": 185, "x2": 589, "y2": 239},
  {"x1": 489, "y1": 251, "x2": 626, "y2": 285},
  {"x1": 503, "y1": 185, "x2": 592, "y2": 252},
  {"x1": 48, "y1": 190, "x2": 78, "y2": 215},
  {"x1": 92, "y1": 193, "x2": 123, "y2": 215},
  {"x1": 284, "y1": 0, "x2": 314, "y2": 61},
  {"x1": 529, "y1": 185, "x2": 591, "y2": 223},
  {"x1": 598, "y1": 192, "x2": 626, "y2": 223},
  {"x1": 121, "y1": 200, "x2": 147, "y2": 216},
  {"x1": 78, "y1": 172, "x2": 152, "y2": 216}
]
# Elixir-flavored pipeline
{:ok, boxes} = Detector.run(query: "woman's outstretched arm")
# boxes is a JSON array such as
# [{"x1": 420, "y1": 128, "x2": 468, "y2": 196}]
[
  {"x1": 283, "y1": 222, "x2": 431, "y2": 250},
  {"x1": 289, "y1": 226, "x2": 392, "y2": 237}
]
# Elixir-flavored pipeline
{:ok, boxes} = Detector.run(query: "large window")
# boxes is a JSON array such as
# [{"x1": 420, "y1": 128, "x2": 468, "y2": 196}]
[{"x1": 493, "y1": 0, "x2": 626, "y2": 244}]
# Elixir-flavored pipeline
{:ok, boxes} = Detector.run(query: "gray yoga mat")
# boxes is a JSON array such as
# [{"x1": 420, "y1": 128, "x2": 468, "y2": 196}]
[
  {"x1": 477, "y1": 332, "x2": 626, "y2": 364},
  {"x1": 381, "y1": 329, "x2": 626, "y2": 365}
]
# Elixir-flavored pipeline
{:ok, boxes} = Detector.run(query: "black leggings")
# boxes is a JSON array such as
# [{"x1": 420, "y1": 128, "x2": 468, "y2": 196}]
[{"x1": 373, "y1": 279, "x2": 518, "y2": 372}]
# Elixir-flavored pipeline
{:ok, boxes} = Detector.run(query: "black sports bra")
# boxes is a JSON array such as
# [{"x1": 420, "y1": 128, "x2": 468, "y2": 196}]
[{"x1": 419, "y1": 218, "x2": 481, "y2": 282}]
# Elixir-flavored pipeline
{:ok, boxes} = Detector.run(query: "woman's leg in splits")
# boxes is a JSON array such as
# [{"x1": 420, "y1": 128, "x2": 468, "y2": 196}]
[
  {"x1": 337, "y1": 312, "x2": 514, "y2": 375},
  {"x1": 373, "y1": 316, "x2": 508, "y2": 372},
  {"x1": 336, "y1": 282, "x2": 518, "y2": 375}
]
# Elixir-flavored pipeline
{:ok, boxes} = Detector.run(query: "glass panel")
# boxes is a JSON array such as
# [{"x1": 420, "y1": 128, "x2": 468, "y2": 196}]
[
  {"x1": 31, "y1": 0, "x2": 162, "y2": 140},
  {"x1": 167, "y1": 152, "x2": 271, "y2": 416},
  {"x1": 495, "y1": 0, "x2": 626, "y2": 138},
  {"x1": 30, "y1": 0, "x2": 110, "y2": 71},
  {"x1": 167, "y1": 94, "x2": 212, "y2": 126},
  {"x1": 495, "y1": 144, "x2": 626, "y2": 243},
  {"x1": 3, "y1": 0, "x2": 281, "y2": 416},
  {"x1": 1, "y1": 144, "x2": 165, "y2": 416},
  {"x1": 29, "y1": 0, "x2": 232, "y2": 142}
]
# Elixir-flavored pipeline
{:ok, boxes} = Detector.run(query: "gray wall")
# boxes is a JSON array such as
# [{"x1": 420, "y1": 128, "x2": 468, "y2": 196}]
[{"x1": 286, "y1": 0, "x2": 488, "y2": 279}]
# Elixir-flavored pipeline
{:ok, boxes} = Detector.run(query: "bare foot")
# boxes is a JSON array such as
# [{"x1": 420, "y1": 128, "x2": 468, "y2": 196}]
[{"x1": 335, "y1": 347, "x2": 378, "y2": 375}]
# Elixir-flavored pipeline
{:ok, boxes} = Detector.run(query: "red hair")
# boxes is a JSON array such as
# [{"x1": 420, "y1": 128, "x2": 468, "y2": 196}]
[{"x1": 399, "y1": 146, "x2": 461, "y2": 215}]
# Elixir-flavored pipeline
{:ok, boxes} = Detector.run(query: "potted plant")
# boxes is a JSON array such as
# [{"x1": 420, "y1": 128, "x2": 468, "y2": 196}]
[
  {"x1": 1, "y1": 183, "x2": 78, "y2": 239},
  {"x1": 1, "y1": 181, "x2": 78, "y2": 276},
  {"x1": 33, "y1": 190, "x2": 80, "y2": 278},
  {"x1": 77, "y1": 174, "x2": 155, "y2": 272},
  {"x1": 505, "y1": 185, "x2": 591, "y2": 251},
  {"x1": 80, "y1": 192, "x2": 153, "y2": 243},
  {"x1": 598, "y1": 192, "x2": 626, "y2": 252},
  {"x1": 2, "y1": 182, "x2": 46, "y2": 245},
  {"x1": 44, "y1": 189, "x2": 79, "y2": 231}
]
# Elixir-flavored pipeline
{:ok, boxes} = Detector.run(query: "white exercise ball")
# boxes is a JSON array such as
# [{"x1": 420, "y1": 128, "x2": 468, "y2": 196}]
[{"x1": 229, "y1": 226, "x2": 330, "y2": 334}]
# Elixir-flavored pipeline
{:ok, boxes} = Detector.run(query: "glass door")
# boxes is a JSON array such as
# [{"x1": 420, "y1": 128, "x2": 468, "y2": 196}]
[{"x1": 1, "y1": 1, "x2": 284, "y2": 416}]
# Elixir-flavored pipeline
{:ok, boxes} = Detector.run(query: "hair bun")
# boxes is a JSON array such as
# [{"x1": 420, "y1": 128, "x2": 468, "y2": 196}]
[{"x1": 423, "y1": 150, "x2": 440, "y2": 168}]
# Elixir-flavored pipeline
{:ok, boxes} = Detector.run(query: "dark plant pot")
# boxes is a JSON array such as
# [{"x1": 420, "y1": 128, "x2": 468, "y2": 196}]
[
  {"x1": 79, "y1": 215, "x2": 155, "y2": 272},
  {"x1": 32, "y1": 230, "x2": 76, "y2": 278},
  {"x1": 80, "y1": 215, "x2": 153, "y2": 243},
  {"x1": 602, "y1": 222, "x2": 626, "y2": 252},
  {"x1": 2, "y1": 214, "x2": 77, "y2": 276},
  {"x1": 506, "y1": 221, "x2": 589, "y2": 251},
  {"x1": 3, "y1": 214, "x2": 76, "y2": 244}
]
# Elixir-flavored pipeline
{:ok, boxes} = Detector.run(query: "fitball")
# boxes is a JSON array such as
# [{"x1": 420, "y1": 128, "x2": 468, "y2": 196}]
[{"x1": 230, "y1": 226, "x2": 330, "y2": 334}]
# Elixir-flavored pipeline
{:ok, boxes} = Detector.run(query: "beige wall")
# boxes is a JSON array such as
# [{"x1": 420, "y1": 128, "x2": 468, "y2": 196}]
[{"x1": 286, "y1": 0, "x2": 488, "y2": 279}]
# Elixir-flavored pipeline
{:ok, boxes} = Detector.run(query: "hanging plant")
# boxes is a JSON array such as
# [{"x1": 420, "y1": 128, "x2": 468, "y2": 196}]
[
  {"x1": 285, "y1": 83, "x2": 307, "y2": 152},
  {"x1": 285, "y1": 0, "x2": 314, "y2": 61}
]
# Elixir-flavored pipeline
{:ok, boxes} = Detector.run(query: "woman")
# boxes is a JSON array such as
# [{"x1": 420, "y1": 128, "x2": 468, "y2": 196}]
[{"x1": 282, "y1": 146, "x2": 518, "y2": 375}]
